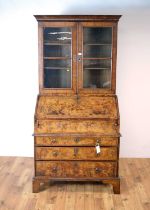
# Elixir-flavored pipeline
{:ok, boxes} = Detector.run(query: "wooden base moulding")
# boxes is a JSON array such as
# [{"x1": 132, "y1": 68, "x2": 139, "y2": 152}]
[{"x1": 32, "y1": 177, "x2": 120, "y2": 194}]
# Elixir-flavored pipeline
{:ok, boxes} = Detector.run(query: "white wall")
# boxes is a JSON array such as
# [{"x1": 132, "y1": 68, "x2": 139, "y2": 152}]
[{"x1": 0, "y1": 0, "x2": 150, "y2": 157}]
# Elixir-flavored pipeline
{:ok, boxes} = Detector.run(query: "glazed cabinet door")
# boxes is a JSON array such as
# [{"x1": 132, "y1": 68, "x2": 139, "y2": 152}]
[
  {"x1": 78, "y1": 22, "x2": 117, "y2": 94},
  {"x1": 39, "y1": 22, "x2": 77, "y2": 94}
]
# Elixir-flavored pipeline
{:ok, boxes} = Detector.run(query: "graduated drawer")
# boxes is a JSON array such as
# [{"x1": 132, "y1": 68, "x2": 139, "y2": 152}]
[
  {"x1": 35, "y1": 136, "x2": 118, "y2": 146},
  {"x1": 35, "y1": 147, "x2": 117, "y2": 161},
  {"x1": 36, "y1": 161, "x2": 117, "y2": 178}
]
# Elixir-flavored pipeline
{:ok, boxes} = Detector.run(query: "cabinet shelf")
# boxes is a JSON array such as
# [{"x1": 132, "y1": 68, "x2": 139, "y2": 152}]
[
  {"x1": 84, "y1": 67, "x2": 110, "y2": 70},
  {"x1": 84, "y1": 43, "x2": 112, "y2": 46},
  {"x1": 44, "y1": 57, "x2": 71, "y2": 60},
  {"x1": 83, "y1": 57, "x2": 112, "y2": 60},
  {"x1": 44, "y1": 39, "x2": 71, "y2": 44},
  {"x1": 44, "y1": 67, "x2": 70, "y2": 70},
  {"x1": 44, "y1": 42, "x2": 71, "y2": 46}
]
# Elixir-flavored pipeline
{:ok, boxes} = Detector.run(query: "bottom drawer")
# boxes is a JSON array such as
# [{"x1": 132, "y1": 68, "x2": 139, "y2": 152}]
[{"x1": 36, "y1": 161, "x2": 117, "y2": 178}]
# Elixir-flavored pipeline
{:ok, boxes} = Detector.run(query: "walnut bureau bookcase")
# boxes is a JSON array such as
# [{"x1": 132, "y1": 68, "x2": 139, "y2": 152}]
[{"x1": 33, "y1": 15, "x2": 121, "y2": 194}]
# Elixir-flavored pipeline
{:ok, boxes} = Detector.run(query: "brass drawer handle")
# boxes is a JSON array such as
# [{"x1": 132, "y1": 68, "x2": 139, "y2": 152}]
[
  {"x1": 51, "y1": 139, "x2": 57, "y2": 144},
  {"x1": 52, "y1": 151, "x2": 58, "y2": 157},
  {"x1": 74, "y1": 138, "x2": 80, "y2": 143},
  {"x1": 95, "y1": 167, "x2": 102, "y2": 173},
  {"x1": 52, "y1": 167, "x2": 57, "y2": 173}
]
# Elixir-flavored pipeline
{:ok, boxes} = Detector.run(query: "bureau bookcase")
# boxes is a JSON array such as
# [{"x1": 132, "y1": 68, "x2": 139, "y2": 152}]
[{"x1": 33, "y1": 15, "x2": 121, "y2": 194}]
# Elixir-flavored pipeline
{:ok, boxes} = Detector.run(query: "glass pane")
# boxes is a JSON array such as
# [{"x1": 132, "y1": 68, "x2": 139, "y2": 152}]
[
  {"x1": 83, "y1": 27, "x2": 112, "y2": 89},
  {"x1": 43, "y1": 27, "x2": 72, "y2": 88},
  {"x1": 83, "y1": 62, "x2": 111, "y2": 88},
  {"x1": 84, "y1": 59, "x2": 111, "y2": 69},
  {"x1": 44, "y1": 59, "x2": 71, "y2": 68},
  {"x1": 84, "y1": 45, "x2": 112, "y2": 58},
  {"x1": 44, "y1": 45, "x2": 71, "y2": 57},
  {"x1": 44, "y1": 27, "x2": 72, "y2": 44},
  {"x1": 83, "y1": 27, "x2": 112, "y2": 44},
  {"x1": 44, "y1": 69, "x2": 71, "y2": 88}
]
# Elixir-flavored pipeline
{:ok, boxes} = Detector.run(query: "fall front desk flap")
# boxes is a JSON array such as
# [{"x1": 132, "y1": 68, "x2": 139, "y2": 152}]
[
  {"x1": 34, "y1": 96, "x2": 119, "y2": 135},
  {"x1": 35, "y1": 95, "x2": 119, "y2": 119}
]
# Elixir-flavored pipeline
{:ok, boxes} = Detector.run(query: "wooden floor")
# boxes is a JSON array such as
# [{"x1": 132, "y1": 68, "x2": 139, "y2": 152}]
[{"x1": 0, "y1": 157, "x2": 150, "y2": 210}]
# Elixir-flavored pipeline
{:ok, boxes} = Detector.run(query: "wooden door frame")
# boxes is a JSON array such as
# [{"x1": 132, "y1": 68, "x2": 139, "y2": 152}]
[
  {"x1": 77, "y1": 21, "x2": 118, "y2": 95},
  {"x1": 38, "y1": 21, "x2": 77, "y2": 95}
]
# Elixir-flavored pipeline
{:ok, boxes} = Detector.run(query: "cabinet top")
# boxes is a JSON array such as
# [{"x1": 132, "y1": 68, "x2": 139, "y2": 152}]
[{"x1": 34, "y1": 15, "x2": 121, "y2": 22}]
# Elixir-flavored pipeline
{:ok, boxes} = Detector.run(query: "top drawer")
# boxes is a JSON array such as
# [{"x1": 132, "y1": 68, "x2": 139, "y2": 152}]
[
  {"x1": 34, "y1": 119, "x2": 119, "y2": 135},
  {"x1": 35, "y1": 136, "x2": 118, "y2": 146}
]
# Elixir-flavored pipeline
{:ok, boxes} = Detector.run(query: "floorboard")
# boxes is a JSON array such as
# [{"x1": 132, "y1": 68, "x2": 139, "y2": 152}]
[{"x1": 0, "y1": 157, "x2": 150, "y2": 210}]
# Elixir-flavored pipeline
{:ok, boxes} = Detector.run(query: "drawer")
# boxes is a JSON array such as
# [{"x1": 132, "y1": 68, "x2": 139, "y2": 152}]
[
  {"x1": 36, "y1": 161, "x2": 117, "y2": 178},
  {"x1": 34, "y1": 119, "x2": 118, "y2": 135},
  {"x1": 35, "y1": 136, "x2": 118, "y2": 146},
  {"x1": 35, "y1": 147, "x2": 117, "y2": 161}
]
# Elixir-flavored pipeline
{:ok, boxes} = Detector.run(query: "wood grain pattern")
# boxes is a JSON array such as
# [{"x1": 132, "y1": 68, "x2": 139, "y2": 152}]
[
  {"x1": 35, "y1": 136, "x2": 119, "y2": 146},
  {"x1": 35, "y1": 147, "x2": 118, "y2": 160},
  {"x1": 35, "y1": 161, "x2": 117, "y2": 177},
  {"x1": 34, "y1": 119, "x2": 119, "y2": 134},
  {"x1": 35, "y1": 96, "x2": 118, "y2": 119},
  {"x1": 1, "y1": 157, "x2": 149, "y2": 209}
]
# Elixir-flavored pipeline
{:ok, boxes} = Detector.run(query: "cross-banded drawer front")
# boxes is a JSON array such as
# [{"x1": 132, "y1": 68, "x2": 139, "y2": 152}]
[
  {"x1": 36, "y1": 161, "x2": 117, "y2": 178},
  {"x1": 35, "y1": 136, "x2": 118, "y2": 146},
  {"x1": 35, "y1": 120, "x2": 118, "y2": 135},
  {"x1": 35, "y1": 147, "x2": 117, "y2": 160}
]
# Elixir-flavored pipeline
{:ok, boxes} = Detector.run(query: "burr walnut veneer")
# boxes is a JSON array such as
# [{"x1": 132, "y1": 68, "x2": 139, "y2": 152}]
[{"x1": 33, "y1": 15, "x2": 121, "y2": 194}]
